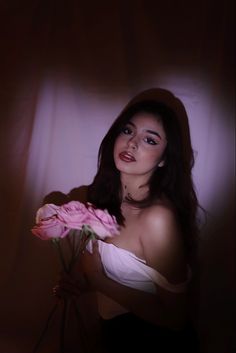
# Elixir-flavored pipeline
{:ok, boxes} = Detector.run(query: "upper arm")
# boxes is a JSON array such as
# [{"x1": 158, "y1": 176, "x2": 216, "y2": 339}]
[{"x1": 141, "y1": 206, "x2": 187, "y2": 284}]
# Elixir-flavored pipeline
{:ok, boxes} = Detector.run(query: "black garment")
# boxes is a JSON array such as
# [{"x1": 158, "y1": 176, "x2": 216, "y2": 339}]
[{"x1": 100, "y1": 313, "x2": 199, "y2": 353}]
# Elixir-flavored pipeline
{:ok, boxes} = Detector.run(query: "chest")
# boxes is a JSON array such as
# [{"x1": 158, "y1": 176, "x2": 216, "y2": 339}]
[{"x1": 106, "y1": 205, "x2": 146, "y2": 259}]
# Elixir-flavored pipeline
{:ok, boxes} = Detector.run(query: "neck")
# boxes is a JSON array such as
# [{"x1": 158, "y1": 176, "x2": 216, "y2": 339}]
[{"x1": 121, "y1": 174, "x2": 149, "y2": 202}]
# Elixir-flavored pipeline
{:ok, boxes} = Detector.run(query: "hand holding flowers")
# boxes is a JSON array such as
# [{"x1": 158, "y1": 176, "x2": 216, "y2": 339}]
[{"x1": 31, "y1": 200, "x2": 119, "y2": 353}]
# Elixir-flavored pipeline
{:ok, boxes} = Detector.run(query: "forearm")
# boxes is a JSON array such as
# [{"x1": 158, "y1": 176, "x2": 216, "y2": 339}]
[{"x1": 89, "y1": 271, "x2": 186, "y2": 329}]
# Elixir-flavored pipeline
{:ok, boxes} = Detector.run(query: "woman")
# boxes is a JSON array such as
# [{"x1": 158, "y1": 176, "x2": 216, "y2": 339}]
[{"x1": 57, "y1": 96, "x2": 201, "y2": 352}]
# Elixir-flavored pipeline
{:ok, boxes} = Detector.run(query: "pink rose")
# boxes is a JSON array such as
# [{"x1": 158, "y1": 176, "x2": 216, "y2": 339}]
[
  {"x1": 86, "y1": 204, "x2": 120, "y2": 239},
  {"x1": 31, "y1": 216, "x2": 69, "y2": 240},
  {"x1": 35, "y1": 203, "x2": 60, "y2": 223},
  {"x1": 57, "y1": 201, "x2": 89, "y2": 229},
  {"x1": 31, "y1": 200, "x2": 119, "y2": 242}
]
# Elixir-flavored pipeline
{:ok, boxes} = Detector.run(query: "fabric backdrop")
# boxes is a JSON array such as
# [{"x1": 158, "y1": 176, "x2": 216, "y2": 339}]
[{"x1": 0, "y1": 1, "x2": 234, "y2": 353}]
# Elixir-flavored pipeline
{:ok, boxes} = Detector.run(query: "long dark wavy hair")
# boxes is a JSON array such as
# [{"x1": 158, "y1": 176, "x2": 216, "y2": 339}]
[{"x1": 88, "y1": 99, "x2": 201, "y2": 259}]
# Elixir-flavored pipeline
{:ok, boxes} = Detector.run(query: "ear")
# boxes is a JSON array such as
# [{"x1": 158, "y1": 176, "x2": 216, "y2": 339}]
[{"x1": 158, "y1": 160, "x2": 165, "y2": 167}]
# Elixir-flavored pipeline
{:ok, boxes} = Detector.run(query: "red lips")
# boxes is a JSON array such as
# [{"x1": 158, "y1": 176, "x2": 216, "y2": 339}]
[{"x1": 119, "y1": 152, "x2": 136, "y2": 162}]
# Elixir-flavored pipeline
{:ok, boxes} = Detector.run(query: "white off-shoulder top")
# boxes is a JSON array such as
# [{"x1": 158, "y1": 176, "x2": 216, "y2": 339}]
[{"x1": 86, "y1": 240, "x2": 191, "y2": 319}]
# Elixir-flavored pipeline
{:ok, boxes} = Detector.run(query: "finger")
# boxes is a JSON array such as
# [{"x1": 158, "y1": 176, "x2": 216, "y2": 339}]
[
  {"x1": 52, "y1": 285, "x2": 60, "y2": 294},
  {"x1": 52, "y1": 285, "x2": 65, "y2": 298}
]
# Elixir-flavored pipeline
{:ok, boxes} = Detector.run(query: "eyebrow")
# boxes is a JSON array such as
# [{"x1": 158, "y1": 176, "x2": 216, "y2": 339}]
[
  {"x1": 146, "y1": 129, "x2": 162, "y2": 139},
  {"x1": 127, "y1": 121, "x2": 162, "y2": 139}
]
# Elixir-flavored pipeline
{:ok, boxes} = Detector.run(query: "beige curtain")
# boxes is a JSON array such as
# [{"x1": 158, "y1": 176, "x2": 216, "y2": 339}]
[{"x1": 0, "y1": 1, "x2": 234, "y2": 353}]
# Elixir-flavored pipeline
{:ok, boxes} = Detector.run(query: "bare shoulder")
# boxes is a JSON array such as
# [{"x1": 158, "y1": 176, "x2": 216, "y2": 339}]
[
  {"x1": 140, "y1": 201, "x2": 181, "y2": 243},
  {"x1": 140, "y1": 203, "x2": 187, "y2": 283},
  {"x1": 141, "y1": 202, "x2": 178, "y2": 229}
]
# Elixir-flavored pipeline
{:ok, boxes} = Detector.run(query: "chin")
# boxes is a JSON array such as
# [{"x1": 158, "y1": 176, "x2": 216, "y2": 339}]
[{"x1": 115, "y1": 161, "x2": 132, "y2": 174}]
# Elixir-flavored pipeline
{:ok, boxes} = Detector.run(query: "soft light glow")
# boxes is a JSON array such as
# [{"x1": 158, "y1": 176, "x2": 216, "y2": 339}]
[{"x1": 16, "y1": 74, "x2": 233, "y2": 224}]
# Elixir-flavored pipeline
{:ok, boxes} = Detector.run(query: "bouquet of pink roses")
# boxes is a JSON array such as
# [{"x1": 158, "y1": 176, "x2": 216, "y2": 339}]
[
  {"x1": 31, "y1": 200, "x2": 119, "y2": 353},
  {"x1": 31, "y1": 200, "x2": 120, "y2": 273}
]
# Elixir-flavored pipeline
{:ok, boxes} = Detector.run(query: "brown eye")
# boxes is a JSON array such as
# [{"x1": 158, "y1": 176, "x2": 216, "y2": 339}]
[
  {"x1": 121, "y1": 126, "x2": 132, "y2": 135},
  {"x1": 144, "y1": 137, "x2": 158, "y2": 145}
]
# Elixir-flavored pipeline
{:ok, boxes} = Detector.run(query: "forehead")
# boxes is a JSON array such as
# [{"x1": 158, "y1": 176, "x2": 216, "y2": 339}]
[{"x1": 129, "y1": 112, "x2": 165, "y2": 132}]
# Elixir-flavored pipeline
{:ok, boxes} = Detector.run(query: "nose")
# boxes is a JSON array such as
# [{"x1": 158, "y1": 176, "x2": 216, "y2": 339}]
[{"x1": 127, "y1": 136, "x2": 138, "y2": 149}]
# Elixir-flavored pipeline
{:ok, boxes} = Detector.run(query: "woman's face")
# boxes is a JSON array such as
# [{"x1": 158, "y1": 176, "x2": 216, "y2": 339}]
[{"x1": 113, "y1": 112, "x2": 167, "y2": 179}]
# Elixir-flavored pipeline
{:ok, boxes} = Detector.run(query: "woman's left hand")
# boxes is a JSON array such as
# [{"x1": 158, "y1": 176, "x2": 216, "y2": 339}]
[{"x1": 80, "y1": 240, "x2": 104, "y2": 289}]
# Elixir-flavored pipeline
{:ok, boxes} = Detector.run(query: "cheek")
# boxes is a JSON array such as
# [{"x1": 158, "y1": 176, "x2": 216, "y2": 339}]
[
  {"x1": 143, "y1": 149, "x2": 165, "y2": 166},
  {"x1": 146, "y1": 154, "x2": 160, "y2": 167}
]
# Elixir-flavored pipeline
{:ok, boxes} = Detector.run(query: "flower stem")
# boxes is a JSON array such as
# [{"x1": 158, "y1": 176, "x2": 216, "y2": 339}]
[
  {"x1": 60, "y1": 298, "x2": 70, "y2": 353},
  {"x1": 32, "y1": 302, "x2": 58, "y2": 353},
  {"x1": 52, "y1": 239, "x2": 69, "y2": 274},
  {"x1": 72, "y1": 299, "x2": 90, "y2": 353},
  {"x1": 68, "y1": 230, "x2": 77, "y2": 273}
]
